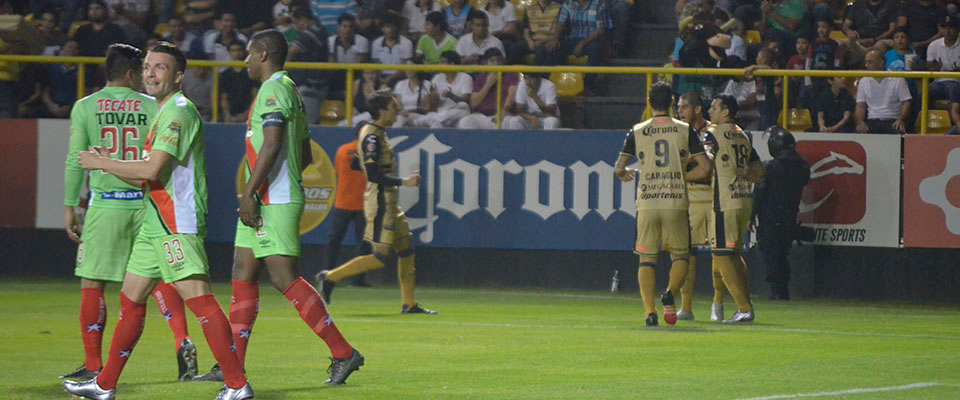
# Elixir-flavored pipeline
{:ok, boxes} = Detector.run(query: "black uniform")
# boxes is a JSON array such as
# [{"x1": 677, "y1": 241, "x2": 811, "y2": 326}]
[{"x1": 752, "y1": 148, "x2": 810, "y2": 300}]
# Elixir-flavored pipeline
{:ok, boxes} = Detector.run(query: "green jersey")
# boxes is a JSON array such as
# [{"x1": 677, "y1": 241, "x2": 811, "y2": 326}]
[
  {"x1": 64, "y1": 86, "x2": 156, "y2": 209},
  {"x1": 244, "y1": 70, "x2": 310, "y2": 205},
  {"x1": 141, "y1": 92, "x2": 208, "y2": 238}
]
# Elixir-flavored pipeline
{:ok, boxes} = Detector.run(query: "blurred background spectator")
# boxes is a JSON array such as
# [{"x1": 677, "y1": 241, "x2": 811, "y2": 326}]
[
  {"x1": 444, "y1": 0, "x2": 473, "y2": 37},
  {"x1": 372, "y1": 14, "x2": 413, "y2": 87},
  {"x1": 181, "y1": 51, "x2": 214, "y2": 120},
  {"x1": 455, "y1": 11, "x2": 504, "y2": 64},
  {"x1": 416, "y1": 11, "x2": 457, "y2": 64},
  {"x1": 163, "y1": 15, "x2": 204, "y2": 54},
  {"x1": 855, "y1": 48, "x2": 911, "y2": 134},
  {"x1": 924, "y1": 15, "x2": 960, "y2": 102},
  {"x1": 218, "y1": 41, "x2": 256, "y2": 123},
  {"x1": 840, "y1": 0, "x2": 896, "y2": 69},
  {"x1": 417, "y1": 50, "x2": 471, "y2": 128},
  {"x1": 402, "y1": 0, "x2": 440, "y2": 43},
  {"x1": 503, "y1": 72, "x2": 560, "y2": 129},
  {"x1": 288, "y1": 7, "x2": 329, "y2": 125},
  {"x1": 813, "y1": 75, "x2": 854, "y2": 132}
]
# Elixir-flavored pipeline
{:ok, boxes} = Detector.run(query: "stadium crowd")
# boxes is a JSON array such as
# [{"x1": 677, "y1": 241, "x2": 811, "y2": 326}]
[
  {"x1": 1, "y1": 0, "x2": 959, "y2": 133},
  {"x1": 673, "y1": 0, "x2": 960, "y2": 134},
  {"x1": 0, "y1": 0, "x2": 633, "y2": 130}
]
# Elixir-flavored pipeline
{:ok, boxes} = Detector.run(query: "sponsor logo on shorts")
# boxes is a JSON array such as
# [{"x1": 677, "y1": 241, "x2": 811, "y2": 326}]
[
  {"x1": 99, "y1": 190, "x2": 144, "y2": 200},
  {"x1": 797, "y1": 141, "x2": 867, "y2": 224}
]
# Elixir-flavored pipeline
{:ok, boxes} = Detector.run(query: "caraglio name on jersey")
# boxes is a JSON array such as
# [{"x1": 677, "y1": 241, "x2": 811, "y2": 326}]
[{"x1": 391, "y1": 134, "x2": 640, "y2": 244}]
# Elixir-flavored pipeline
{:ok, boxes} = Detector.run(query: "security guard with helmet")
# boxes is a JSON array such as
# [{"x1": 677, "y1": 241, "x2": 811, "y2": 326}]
[{"x1": 752, "y1": 127, "x2": 810, "y2": 300}]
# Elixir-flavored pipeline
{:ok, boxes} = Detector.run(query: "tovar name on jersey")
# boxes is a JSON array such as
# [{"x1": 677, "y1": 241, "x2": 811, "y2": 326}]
[{"x1": 95, "y1": 98, "x2": 149, "y2": 125}]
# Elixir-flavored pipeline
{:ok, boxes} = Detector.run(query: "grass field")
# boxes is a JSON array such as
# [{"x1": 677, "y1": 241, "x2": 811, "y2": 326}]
[{"x1": 2, "y1": 279, "x2": 959, "y2": 399}]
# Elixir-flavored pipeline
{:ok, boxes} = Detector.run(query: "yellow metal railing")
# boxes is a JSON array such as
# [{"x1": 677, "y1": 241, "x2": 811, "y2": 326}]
[{"x1": 2, "y1": 55, "x2": 959, "y2": 134}]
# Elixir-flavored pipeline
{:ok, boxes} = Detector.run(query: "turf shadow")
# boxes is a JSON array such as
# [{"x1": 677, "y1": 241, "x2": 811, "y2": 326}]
[{"x1": 256, "y1": 385, "x2": 354, "y2": 399}]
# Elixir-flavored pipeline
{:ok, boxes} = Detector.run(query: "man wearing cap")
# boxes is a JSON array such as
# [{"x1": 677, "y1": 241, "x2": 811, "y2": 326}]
[
  {"x1": 925, "y1": 15, "x2": 960, "y2": 101},
  {"x1": 458, "y1": 48, "x2": 518, "y2": 129}
]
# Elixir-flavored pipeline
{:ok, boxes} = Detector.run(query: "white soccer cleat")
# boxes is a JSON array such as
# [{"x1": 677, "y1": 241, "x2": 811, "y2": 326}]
[
  {"x1": 676, "y1": 308, "x2": 694, "y2": 321},
  {"x1": 724, "y1": 309, "x2": 755, "y2": 323},
  {"x1": 62, "y1": 377, "x2": 115, "y2": 400},
  {"x1": 214, "y1": 382, "x2": 254, "y2": 400},
  {"x1": 710, "y1": 303, "x2": 724, "y2": 322}
]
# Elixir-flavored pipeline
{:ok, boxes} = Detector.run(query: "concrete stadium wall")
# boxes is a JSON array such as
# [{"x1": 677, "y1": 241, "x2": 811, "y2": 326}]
[{"x1": 3, "y1": 228, "x2": 958, "y2": 303}]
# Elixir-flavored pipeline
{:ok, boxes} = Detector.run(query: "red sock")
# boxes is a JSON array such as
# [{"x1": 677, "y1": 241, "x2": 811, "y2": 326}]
[
  {"x1": 282, "y1": 277, "x2": 353, "y2": 359},
  {"x1": 97, "y1": 292, "x2": 146, "y2": 390},
  {"x1": 152, "y1": 282, "x2": 189, "y2": 351},
  {"x1": 79, "y1": 288, "x2": 106, "y2": 371},
  {"x1": 229, "y1": 280, "x2": 259, "y2": 366},
  {"x1": 185, "y1": 294, "x2": 247, "y2": 390}
]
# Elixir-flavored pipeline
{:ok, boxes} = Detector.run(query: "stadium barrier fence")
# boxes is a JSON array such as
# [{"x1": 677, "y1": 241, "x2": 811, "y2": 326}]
[{"x1": 2, "y1": 54, "x2": 960, "y2": 133}]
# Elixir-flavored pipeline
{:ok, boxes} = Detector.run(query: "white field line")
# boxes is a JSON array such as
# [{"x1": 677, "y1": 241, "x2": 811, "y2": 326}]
[
  {"x1": 251, "y1": 316, "x2": 960, "y2": 341},
  {"x1": 735, "y1": 382, "x2": 941, "y2": 400}
]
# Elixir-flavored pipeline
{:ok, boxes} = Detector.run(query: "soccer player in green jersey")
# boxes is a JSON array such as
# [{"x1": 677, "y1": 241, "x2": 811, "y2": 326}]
[
  {"x1": 61, "y1": 43, "x2": 198, "y2": 382},
  {"x1": 62, "y1": 42, "x2": 252, "y2": 400},
  {"x1": 192, "y1": 29, "x2": 362, "y2": 386}
]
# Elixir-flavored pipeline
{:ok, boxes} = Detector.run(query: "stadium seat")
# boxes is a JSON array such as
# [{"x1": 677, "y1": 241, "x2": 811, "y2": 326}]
[
  {"x1": 154, "y1": 23, "x2": 168, "y2": 36},
  {"x1": 782, "y1": 108, "x2": 813, "y2": 132},
  {"x1": 568, "y1": 55, "x2": 588, "y2": 65},
  {"x1": 319, "y1": 100, "x2": 346, "y2": 126},
  {"x1": 916, "y1": 109, "x2": 951, "y2": 135},
  {"x1": 658, "y1": 62, "x2": 673, "y2": 85},
  {"x1": 551, "y1": 72, "x2": 583, "y2": 101},
  {"x1": 511, "y1": 0, "x2": 534, "y2": 18},
  {"x1": 829, "y1": 30, "x2": 846, "y2": 42},
  {"x1": 68, "y1": 21, "x2": 90, "y2": 38},
  {"x1": 524, "y1": 53, "x2": 535, "y2": 64},
  {"x1": 745, "y1": 30, "x2": 762, "y2": 46}
]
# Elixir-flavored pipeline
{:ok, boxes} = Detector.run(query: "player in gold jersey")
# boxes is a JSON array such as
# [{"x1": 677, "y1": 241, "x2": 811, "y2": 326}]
[
  {"x1": 614, "y1": 82, "x2": 712, "y2": 326},
  {"x1": 704, "y1": 95, "x2": 764, "y2": 323},
  {"x1": 675, "y1": 92, "x2": 728, "y2": 322},
  {"x1": 318, "y1": 90, "x2": 436, "y2": 314}
]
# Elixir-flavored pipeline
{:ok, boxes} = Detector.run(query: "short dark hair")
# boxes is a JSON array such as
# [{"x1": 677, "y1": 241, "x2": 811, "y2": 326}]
[
  {"x1": 216, "y1": 10, "x2": 235, "y2": 20},
  {"x1": 367, "y1": 89, "x2": 395, "y2": 120},
  {"x1": 893, "y1": 26, "x2": 909, "y2": 37},
  {"x1": 149, "y1": 41, "x2": 187, "y2": 74},
  {"x1": 168, "y1": 14, "x2": 185, "y2": 23},
  {"x1": 105, "y1": 43, "x2": 144, "y2": 82},
  {"x1": 482, "y1": 47, "x2": 503, "y2": 60},
  {"x1": 468, "y1": 10, "x2": 488, "y2": 22},
  {"x1": 440, "y1": 50, "x2": 460, "y2": 64},
  {"x1": 714, "y1": 94, "x2": 739, "y2": 118},
  {"x1": 425, "y1": 11, "x2": 446, "y2": 30},
  {"x1": 338, "y1": 13, "x2": 356, "y2": 25},
  {"x1": 382, "y1": 14, "x2": 401, "y2": 27},
  {"x1": 293, "y1": 7, "x2": 315, "y2": 21},
  {"x1": 647, "y1": 81, "x2": 673, "y2": 112},
  {"x1": 679, "y1": 91, "x2": 703, "y2": 108},
  {"x1": 250, "y1": 29, "x2": 288, "y2": 67}
]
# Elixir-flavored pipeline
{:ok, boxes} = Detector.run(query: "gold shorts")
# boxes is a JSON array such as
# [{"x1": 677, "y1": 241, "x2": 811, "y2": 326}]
[
  {"x1": 709, "y1": 207, "x2": 751, "y2": 252},
  {"x1": 688, "y1": 201, "x2": 712, "y2": 247},
  {"x1": 634, "y1": 209, "x2": 690, "y2": 256},
  {"x1": 364, "y1": 196, "x2": 411, "y2": 247}
]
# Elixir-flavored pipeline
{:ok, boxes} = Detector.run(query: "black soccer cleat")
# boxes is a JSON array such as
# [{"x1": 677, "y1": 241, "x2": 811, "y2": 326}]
[
  {"x1": 645, "y1": 313, "x2": 658, "y2": 327},
  {"x1": 59, "y1": 365, "x2": 101, "y2": 380},
  {"x1": 661, "y1": 290, "x2": 677, "y2": 325},
  {"x1": 325, "y1": 348, "x2": 364, "y2": 385},
  {"x1": 315, "y1": 270, "x2": 336, "y2": 305},
  {"x1": 401, "y1": 303, "x2": 437, "y2": 315},
  {"x1": 177, "y1": 338, "x2": 199, "y2": 381},
  {"x1": 192, "y1": 363, "x2": 224, "y2": 382}
]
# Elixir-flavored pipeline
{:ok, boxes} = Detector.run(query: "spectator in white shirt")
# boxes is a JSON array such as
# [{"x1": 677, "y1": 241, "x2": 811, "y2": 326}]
[
  {"x1": 856, "y1": 48, "x2": 912, "y2": 133},
  {"x1": 274, "y1": 0, "x2": 295, "y2": 32},
  {"x1": 203, "y1": 11, "x2": 249, "y2": 69},
  {"x1": 403, "y1": 0, "x2": 441, "y2": 43},
  {"x1": 104, "y1": 0, "x2": 151, "y2": 47},
  {"x1": 503, "y1": 73, "x2": 560, "y2": 129},
  {"x1": 721, "y1": 76, "x2": 760, "y2": 130},
  {"x1": 417, "y1": 51, "x2": 473, "y2": 128},
  {"x1": 484, "y1": 0, "x2": 520, "y2": 62},
  {"x1": 329, "y1": 13, "x2": 371, "y2": 63},
  {"x1": 372, "y1": 15, "x2": 415, "y2": 87},
  {"x1": 394, "y1": 59, "x2": 438, "y2": 126},
  {"x1": 456, "y1": 11, "x2": 505, "y2": 64},
  {"x1": 925, "y1": 15, "x2": 960, "y2": 101}
]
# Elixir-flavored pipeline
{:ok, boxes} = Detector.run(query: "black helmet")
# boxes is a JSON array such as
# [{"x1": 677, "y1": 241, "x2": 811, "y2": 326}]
[{"x1": 766, "y1": 125, "x2": 796, "y2": 157}]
